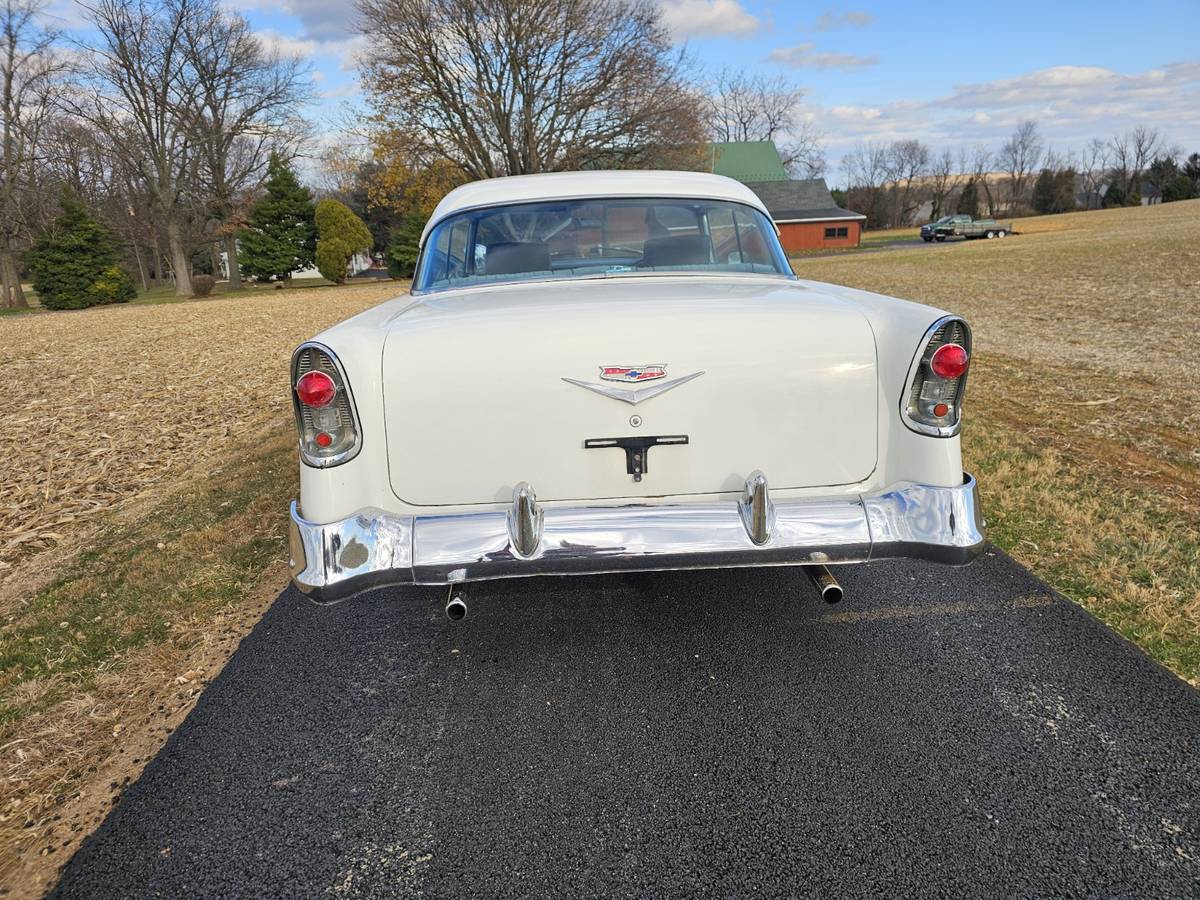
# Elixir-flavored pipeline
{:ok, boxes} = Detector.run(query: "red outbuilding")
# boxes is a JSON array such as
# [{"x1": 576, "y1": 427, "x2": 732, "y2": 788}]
[{"x1": 744, "y1": 179, "x2": 867, "y2": 252}]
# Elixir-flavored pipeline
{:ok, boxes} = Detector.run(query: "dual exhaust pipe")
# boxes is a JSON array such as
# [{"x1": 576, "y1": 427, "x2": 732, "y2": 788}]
[
  {"x1": 803, "y1": 565, "x2": 844, "y2": 604},
  {"x1": 444, "y1": 565, "x2": 843, "y2": 620},
  {"x1": 445, "y1": 588, "x2": 467, "y2": 621}
]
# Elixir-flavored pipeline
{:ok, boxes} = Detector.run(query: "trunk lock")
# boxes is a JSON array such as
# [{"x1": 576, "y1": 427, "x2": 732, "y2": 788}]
[{"x1": 584, "y1": 435, "x2": 688, "y2": 482}]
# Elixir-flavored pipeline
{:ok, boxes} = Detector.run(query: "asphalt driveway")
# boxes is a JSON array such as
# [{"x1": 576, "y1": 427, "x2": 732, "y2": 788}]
[{"x1": 52, "y1": 550, "x2": 1200, "y2": 897}]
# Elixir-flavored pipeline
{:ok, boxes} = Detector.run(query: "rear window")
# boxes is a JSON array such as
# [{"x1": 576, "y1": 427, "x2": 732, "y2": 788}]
[{"x1": 414, "y1": 198, "x2": 791, "y2": 293}]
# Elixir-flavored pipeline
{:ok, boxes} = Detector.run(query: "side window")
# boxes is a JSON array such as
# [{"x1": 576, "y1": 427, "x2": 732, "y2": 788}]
[
  {"x1": 419, "y1": 223, "x2": 453, "y2": 286},
  {"x1": 836, "y1": 226, "x2": 849, "y2": 238},
  {"x1": 824, "y1": 227, "x2": 837, "y2": 239},
  {"x1": 445, "y1": 219, "x2": 471, "y2": 280},
  {"x1": 734, "y1": 208, "x2": 773, "y2": 265}
]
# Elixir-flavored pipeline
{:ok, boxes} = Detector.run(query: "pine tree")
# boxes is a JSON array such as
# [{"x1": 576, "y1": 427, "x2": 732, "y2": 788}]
[
  {"x1": 1185, "y1": 153, "x2": 1200, "y2": 193},
  {"x1": 26, "y1": 194, "x2": 136, "y2": 310},
  {"x1": 314, "y1": 199, "x2": 374, "y2": 284},
  {"x1": 956, "y1": 179, "x2": 979, "y2": 217},
  {"x1": 238, "y1": 153, "x2": 316, "y2": 282},
  {"x1": 387, "y1": 214, "x2": 424, "y2": 279},
  {"x1": 1032, "y1": 169, "x2": 1057, "y2": 214}
]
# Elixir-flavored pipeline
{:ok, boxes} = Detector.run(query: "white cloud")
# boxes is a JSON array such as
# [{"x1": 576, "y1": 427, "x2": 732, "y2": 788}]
[
  {"x1": 253, "y1": 27, "x2": 366, "y2": 73},
  {"x1": 254, "y1": 28, "x2": 320, "y2": 58},
  {"x1": 222, "y1": 0, "x2": 356, "y2": 42},
  {"x1": 812, "y1": 10, "x2": 874, "y2": 31},
  {"x1": 944, "y1": 63, "x2": 1200, "y2": 112},
  {"x1": 658, "y1": 0, "x2": 761, "y2": 38},
  {"x1": 811, "y1": 62, "x2": 1200, "y2": 184},
  {"x1": 768, "y1": 43, "x2": 878, "y2": 71}
]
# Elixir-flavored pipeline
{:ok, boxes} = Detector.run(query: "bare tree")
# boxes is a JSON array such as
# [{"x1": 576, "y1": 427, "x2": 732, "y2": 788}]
[
  {"x1": 706, "y1": 67, "x2": 822, "y2": 177},
  {"x1": 182, "y1": 4, "x2": 311, "y2": 289},
  {"x1": 1078, "y1": 138, "x2": 1109, "y2": 209},
  {"x1": 841, "y1": 141, "x2": 889, "y2": 228},
  {"x1": 884, "y1": 139, "x2": 929, "y2": 227},
  {"x1": 963, "y1": 144, "x2": 997, "y2": 216},
  {"x1": 357, "y1": 0, "x2": 706, "y2": 179},
  {"x1": 997, "y1": 119, "x2": 1043, "y2": 214},
  {"x1": 0, "y1": 0, "x2": 65, "y2": 308},
  {"x1": 42, "y1": 117, "x2": 169, "y2": 288},
  {"x1": 75, "y1": 0, "x2": 203, "y2": 296},
  {"x1": 1109, "y1": 125, "x2": 1165, "y2": 202},
  {"x1": 926, "y1": 148, "x2": 954, "y2": 221}
]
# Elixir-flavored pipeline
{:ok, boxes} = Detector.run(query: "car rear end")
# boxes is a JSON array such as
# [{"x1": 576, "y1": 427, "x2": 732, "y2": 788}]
[{"x1": 286, "y1": 284, "x2": 982, "y2": 603}]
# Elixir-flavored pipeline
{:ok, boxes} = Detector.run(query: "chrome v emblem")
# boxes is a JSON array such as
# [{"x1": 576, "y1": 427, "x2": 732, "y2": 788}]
[{"x1": 562, "y1": 371, "x2": 704, "y2": 405}]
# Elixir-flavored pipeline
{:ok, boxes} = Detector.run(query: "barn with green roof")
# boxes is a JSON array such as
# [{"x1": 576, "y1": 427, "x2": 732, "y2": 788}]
[{"x1": 706, "y1": 141, "x2": 865, "y2": 251}]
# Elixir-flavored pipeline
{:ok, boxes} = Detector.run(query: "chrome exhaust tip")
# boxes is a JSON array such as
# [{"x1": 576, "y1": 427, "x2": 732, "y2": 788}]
[
  {"x1": 804, "y1": 565, "x2": 843, "y2": 604},
  {"x1": 445, "y1": 591, "x2": 468, "y2": 621}
]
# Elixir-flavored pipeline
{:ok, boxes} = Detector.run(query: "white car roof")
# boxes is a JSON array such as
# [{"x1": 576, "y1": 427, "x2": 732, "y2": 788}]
[{"x1": 421, "y1": 170, "x2": 771, "y2": 244}]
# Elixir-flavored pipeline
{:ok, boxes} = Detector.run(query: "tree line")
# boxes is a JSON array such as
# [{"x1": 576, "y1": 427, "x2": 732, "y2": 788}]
[
  {"x1": 840, "y1": 121, "x2": 1199, "y2": 229},
  {"x1": 4, "y1": 0, "x2": 824, "y2": 309},
  {"x1": 5, "y1": 0, "x2": 1196, "y2": 309}
]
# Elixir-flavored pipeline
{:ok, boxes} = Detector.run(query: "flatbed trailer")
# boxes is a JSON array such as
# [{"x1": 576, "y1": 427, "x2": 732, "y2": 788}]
[
  {"x1": 948, "y1": 220, "x2": 1013, "y2": 240},
  {"x1": 921, "y1": 214, "x2": 1013, "y2": 241}
]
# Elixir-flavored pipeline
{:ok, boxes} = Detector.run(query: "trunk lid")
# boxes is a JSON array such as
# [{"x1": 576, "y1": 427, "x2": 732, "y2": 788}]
[{"x1": 383, "y1": 276, "x2": 877, "y2": 506}]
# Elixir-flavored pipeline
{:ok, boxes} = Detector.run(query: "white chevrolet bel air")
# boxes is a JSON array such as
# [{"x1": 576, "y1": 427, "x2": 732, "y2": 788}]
[{"x1": 288, "y1": 171, "x2": 984, "y2": 612}]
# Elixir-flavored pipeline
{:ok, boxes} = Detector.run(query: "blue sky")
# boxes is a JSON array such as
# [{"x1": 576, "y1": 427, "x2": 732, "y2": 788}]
[{"x1": 52, "y1": 0, "x2": 1200, "y2": 184}]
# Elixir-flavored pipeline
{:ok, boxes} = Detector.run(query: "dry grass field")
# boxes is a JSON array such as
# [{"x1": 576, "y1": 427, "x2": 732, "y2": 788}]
[
  {"x1": 1, "y1": 201, "x2": 1198, "y2": 894},
  {"x1": 799, "y1": 199, "x2": 1200, "y2": 684}
]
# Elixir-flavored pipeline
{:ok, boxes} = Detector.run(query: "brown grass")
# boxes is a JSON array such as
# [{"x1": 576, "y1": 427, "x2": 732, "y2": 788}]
[
  {"x1": 0, "y1": 282, "x2": 398, "y2": 594},
  {"x1": 798, "y1": 199, "x2": 1200, "y2": 682}
]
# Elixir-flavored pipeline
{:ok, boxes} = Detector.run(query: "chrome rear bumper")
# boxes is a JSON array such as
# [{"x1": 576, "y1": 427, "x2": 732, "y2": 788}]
[{"x1": 289, "y1": 474, "x2": 984, "y2": 604}]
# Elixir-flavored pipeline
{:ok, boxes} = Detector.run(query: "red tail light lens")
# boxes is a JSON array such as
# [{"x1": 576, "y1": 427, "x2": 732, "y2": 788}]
[
  {"x1": 296, "y1": 371, "x2": 336, "y2": 407},
  {"x1": 930, "y1": 343, "x2": 969, "y2": 380}
]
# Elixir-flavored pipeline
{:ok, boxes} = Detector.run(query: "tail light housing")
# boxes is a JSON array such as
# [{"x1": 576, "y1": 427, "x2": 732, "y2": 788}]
[
  {"x1": 291, "y1": 342, "x2": 362, "y2": 467},
  {"x1": 902, "y1": 316, "x2": 971, "y2": 437}
]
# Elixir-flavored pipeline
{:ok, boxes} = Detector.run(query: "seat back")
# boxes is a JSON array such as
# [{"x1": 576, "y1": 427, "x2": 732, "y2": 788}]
[
  {"x1": 639, "y1": 234, "x2": 710, "y2": 268},
  {"x1": 485, "y1": 241, "x2": 551, "y2": 276}
]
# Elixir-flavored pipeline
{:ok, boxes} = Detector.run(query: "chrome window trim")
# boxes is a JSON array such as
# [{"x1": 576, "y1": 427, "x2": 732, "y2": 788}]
[
  {"x1": 899, "y1": 315, "x2": 972, "y2": 439},
  {"x1": 290, "y1": 340, "x2": 364, "y2": 468}
]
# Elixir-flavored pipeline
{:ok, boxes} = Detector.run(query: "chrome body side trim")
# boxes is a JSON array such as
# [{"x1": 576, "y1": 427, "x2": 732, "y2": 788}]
[{"x1": 289, "y1": 474, "x2": 985, "y2": 604}]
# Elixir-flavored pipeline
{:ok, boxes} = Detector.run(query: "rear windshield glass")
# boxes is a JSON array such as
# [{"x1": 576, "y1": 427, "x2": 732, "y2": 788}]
[{"x1": 414, "y1": 198, "x2": 792, "y2": 292}]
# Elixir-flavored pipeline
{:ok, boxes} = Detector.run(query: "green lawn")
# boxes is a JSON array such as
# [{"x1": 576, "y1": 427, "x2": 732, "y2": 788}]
[{"x1": 3, "y1": 277, "x2": 342, "y2": 315}]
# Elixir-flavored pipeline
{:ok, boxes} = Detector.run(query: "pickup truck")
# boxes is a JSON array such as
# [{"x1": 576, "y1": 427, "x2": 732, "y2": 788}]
[{"x1": 920, "y1": 215, "x2": 1012, "y2": 242}]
